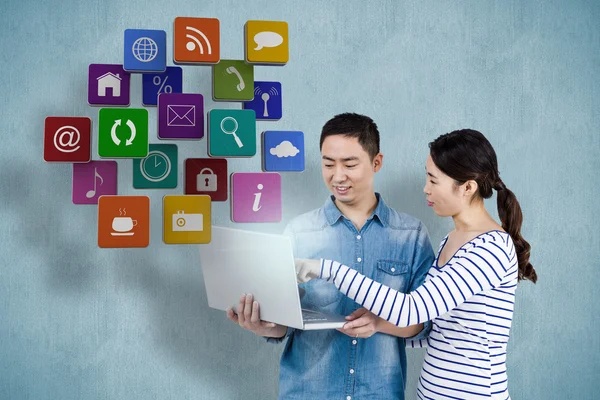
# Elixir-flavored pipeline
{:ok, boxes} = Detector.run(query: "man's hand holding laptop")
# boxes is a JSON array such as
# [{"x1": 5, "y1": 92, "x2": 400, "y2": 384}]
[{"x1": 226, "y1": 293, "x2": 288, "y2": 338}]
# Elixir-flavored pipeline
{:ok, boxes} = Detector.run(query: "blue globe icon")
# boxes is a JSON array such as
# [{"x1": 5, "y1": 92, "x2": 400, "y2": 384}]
[{"x1": 132, "y1": 37, "x2": 158, "y2": 62}]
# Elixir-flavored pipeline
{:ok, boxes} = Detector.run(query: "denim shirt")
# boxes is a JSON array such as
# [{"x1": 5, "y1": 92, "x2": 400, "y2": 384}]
[{"x1": 267, "y1": 194, "x2": 435, "y2": 400}]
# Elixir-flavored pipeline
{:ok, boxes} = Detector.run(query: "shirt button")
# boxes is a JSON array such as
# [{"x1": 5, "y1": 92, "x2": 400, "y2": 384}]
[
  {"x1": 356, "y1": 235, "x2": 361, "y2": 240},
  {"x1": 391, "y1": 267, "x2": 396, "y2": 272},
  {"x1": 347, "y1": 397, "x2": 352, "y2": 400},
  {"x1": 352, "y1": 339, "x2": 357, "y2": 345},
  {"x1": 357, "y1": 257, "x2": 362, "y2": 262},
  {"x1": 350, "y1": 369, "x2": 355, "y2": 374}
]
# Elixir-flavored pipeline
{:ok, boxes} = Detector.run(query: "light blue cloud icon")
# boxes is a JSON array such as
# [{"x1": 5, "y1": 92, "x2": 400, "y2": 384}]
[{"x1": 270, "y1": 140, "x2": 299, "y2": 158}]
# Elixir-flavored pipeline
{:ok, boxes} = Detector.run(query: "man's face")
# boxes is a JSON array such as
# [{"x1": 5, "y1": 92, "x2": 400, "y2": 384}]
[{"x1": 321, "y1": 135, "x2": 382, "y2": 206}]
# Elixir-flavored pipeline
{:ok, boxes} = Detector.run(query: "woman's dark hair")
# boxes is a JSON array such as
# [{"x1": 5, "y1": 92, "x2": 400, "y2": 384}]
[{"x1": 429, "y1": 129, "x2": 537, "y2": 283}]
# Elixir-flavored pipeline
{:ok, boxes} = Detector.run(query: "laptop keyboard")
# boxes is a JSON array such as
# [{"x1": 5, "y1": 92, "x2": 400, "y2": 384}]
[{"x1": 302, "y1": 309, "x2": 329, "y2": 322}]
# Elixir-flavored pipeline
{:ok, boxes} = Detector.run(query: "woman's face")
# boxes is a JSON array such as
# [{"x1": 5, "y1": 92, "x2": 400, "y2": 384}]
[{"x1": 423, "y1": 154, "x2": 467, "y2": 217}]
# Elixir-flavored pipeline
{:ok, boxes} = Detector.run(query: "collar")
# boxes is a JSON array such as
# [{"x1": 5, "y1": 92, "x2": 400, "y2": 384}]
[{"x1": 323, "y1": 192, "x2": 390, "y2": 227}]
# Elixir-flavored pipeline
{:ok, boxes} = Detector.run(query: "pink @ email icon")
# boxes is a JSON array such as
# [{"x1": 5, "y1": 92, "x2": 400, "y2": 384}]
[{"x1": 167, "y1": 105, "x2": 196, "y2": 127}]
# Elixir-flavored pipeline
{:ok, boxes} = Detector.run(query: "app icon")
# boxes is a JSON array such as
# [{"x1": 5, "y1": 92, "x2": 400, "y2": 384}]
[
  {"x1": 184, "y1": 158, "x2": 228, "y2": 201},
  {"x1": 133, "y1": 144, "x2": 177, "y2": 189},
  {"x1": 174, "y1": 17, "x2": 220, "y2": 64},
  {"x1": 98, "y1": 195, "x2": 150, "y2": 248},
  {"x1": 72, "y1": 161, "x2": 118, "y2": 204},
  {"x1": 208, "y1": 109, "x2": 256, "y2": 157},
  {"x1": 243, "y1": 81, "x2": 282, "y2": 120},
  {"x1": 245, "y1": 20, "x2": 289, "y2": 65},
  {"x1": 158, "y1": 93, "x2": 204, "y2": 139},
  {"x1": 231, "y1": 172, "x2": 281, "y2": 223},
  {"x1": 98, "y1": 108, "x2": 148, "y2": 158},
  {"x1": 163, "y1": 195, "x2": 212, "y2": 244},
  {"x1": 44, "y1": 116, "x2": 91, "y2": 163},
  {"x1": 212, "y1": 60, "x2": 254, "y2": 101},
  {"x1": 142, "y1": 66, "x2": 183, "y2": 106},
  {"x1": 88, "y1": 64, "x2": 131, "y2": 106},
  {"x1": 263, "y1": 131, "x2": 304, "y2": 172},
  {"x1": 123, "y1": 29, "x2": 166, "y2": 73}
]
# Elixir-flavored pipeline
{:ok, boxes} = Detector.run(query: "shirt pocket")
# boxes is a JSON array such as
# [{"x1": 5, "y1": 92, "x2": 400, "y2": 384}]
[{"x1": 376, "y1": 260, "x2": 411, "y2": 293}]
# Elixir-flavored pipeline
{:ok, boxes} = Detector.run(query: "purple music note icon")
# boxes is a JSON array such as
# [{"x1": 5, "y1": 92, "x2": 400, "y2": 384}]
[{"x1": 72, "y1": 161, "x2": 118, "y2": 204}]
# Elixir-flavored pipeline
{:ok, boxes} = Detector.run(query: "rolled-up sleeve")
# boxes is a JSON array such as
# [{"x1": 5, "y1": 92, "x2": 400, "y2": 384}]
[{"x1": 265, "y1": 326, "x2": 295, "y2": 344}]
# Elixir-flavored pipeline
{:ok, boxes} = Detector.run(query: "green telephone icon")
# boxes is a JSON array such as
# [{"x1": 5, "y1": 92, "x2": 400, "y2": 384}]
[
  {"x1": 213, "y1": 60, "x2": 254, "y2": 101},
  {"x1": 226, "y1": 66, "x2": 245, "y2": 91}
]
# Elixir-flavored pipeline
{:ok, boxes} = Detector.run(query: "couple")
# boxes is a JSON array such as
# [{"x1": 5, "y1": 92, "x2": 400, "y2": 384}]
[{"x1": 227, "y1": 113, "x2": 537, "y2": 400}]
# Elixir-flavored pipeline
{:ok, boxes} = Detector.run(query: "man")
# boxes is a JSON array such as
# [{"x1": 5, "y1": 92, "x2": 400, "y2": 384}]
[{"x1": 227, "y1": 113, "x2": 435, "y2": 399}]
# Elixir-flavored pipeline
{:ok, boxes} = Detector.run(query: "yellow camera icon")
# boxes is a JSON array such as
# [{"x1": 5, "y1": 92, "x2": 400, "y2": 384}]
[{"x1": 172, "y1": 211, "x2": 203, "y2": 232}]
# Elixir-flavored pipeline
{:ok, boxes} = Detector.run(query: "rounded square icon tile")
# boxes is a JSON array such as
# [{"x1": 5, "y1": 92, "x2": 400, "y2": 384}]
[
  {"x1": 163, "y1": 194, "x2": 212, "y2": 244},
  {"x1": 158, "y1": 93, "x2": 204, "y2": 140},
  {"x1": 43, "y1": 116, "x2": 92, "y2": 163},
  {"x1": 262, "y1": 131, "x2": 304, "y2": 172},
  {"x1": 243, "y1": 81, "x2": 282, "y2": 120},
  {"x1": 208, "y1": 109, "x2": 256, "y2": 157},
  {"x1": 231, "y1": 172, "x2": 282, "y2": 223},
  {"x1": 98, "y1": 108, "x2": 149, "y2": 158},
  {"x1": 142, "y1": 67, "x2": 183, "y2": 107},
  {"x1": 73, "y1": 161, "x2": 118, "y2": 204},
  {"x1": 245, "y1": 21, "x2": 289, "y2": 65},
  {"x1": 184, "y1": 158, "x2": 228, "y2": 201},
  {"x1": 123, "y1": 29, "x2": 167, "y2": 73},
  {"x1": 133, "y1": 144, "x2": 178, "y2": 189},
  {"x1": 98, "y1": 195, "x2": 150, "y2": 248},
  {"x1": 173, "y1": 17, "x2": 220, "y2": 64},
  {"x1": 212, "y1": 60, "x2": 254, "y2": 101},
  {"x1": 88, "y1": 64, "x2": 131, "y2": 107}
]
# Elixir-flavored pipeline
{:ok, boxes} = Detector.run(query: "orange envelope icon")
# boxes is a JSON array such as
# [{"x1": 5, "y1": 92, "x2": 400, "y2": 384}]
[{"x1": 174, "y1": 17, "x2": 220, "y2": 64}]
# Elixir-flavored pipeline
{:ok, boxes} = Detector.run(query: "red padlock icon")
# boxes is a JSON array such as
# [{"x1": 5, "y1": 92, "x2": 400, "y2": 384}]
[{"x1": 196, "y1": 168, "x2": 217, "y2": 191}]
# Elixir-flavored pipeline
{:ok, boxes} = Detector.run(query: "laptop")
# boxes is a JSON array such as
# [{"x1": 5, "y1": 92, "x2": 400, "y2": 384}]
[{"x1": 199, "y1": 226, "x2": 347, "y2": 330}]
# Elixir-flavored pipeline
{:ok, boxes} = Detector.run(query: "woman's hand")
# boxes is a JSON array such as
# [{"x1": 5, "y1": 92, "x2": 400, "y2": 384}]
[
  {"x1": 294, "y1": 258, "x2": 321, "y2": 283},
  {"x1": 338, "y1": 308, "x2": 380, "y2": 338}
]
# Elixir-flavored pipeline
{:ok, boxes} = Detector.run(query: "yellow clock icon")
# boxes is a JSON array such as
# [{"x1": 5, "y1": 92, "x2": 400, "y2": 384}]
[{"x1": 140, "y1": 150, "x2": 171, "y2": 182}]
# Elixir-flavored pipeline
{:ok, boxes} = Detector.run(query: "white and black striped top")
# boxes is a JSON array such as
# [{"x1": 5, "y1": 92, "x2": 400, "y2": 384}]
[{"x1": 320, "y1": 230, "x2": 517, "y2": 399}]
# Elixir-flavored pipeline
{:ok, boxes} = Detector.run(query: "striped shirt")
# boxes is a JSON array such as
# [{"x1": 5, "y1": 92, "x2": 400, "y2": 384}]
[{"x1": 320, "y1": 230, "x2": 518, "y2": 399}]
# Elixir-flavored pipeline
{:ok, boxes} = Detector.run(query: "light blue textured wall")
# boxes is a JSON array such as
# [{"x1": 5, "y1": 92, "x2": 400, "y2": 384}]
[{"x1": 1, "y1": 0, "x2": 599, "y2": 399}]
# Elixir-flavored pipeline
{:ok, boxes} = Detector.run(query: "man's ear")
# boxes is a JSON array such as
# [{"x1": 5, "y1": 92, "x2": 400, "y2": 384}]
[{"x1": 373, "y1": 153, "x2": 383, "y2": 172}]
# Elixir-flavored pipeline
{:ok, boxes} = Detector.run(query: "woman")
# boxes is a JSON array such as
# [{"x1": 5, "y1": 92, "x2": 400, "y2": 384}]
[{"x1": 295, "y1": 129, "x2": 537, "y2": 399}]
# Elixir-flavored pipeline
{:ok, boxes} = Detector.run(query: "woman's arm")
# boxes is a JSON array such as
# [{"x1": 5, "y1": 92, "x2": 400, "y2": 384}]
[
  {"x1": 379, "y1": 322, "x2": 424, "y2": 337},
  {"x1": 320, "y1": 237, "x2": 515, "y2": 327}
]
